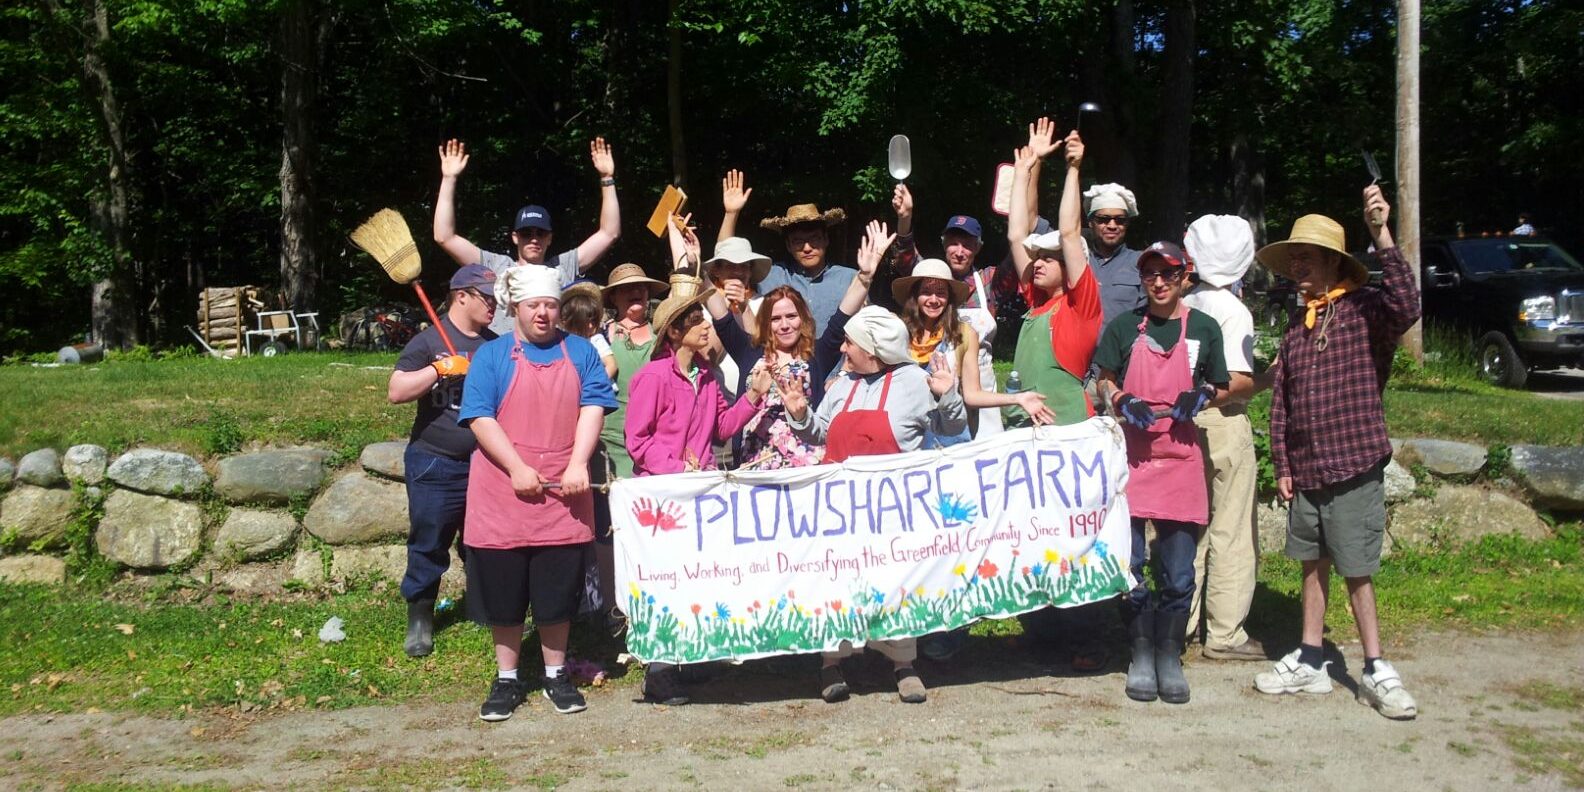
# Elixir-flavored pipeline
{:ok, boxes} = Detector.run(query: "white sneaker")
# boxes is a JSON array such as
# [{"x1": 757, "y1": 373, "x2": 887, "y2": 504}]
[
  {"x1": 1358, "y1": 660, "x2": 1418, "y2": 720},
  {"x1": 1254, "y1": 649, "x2": 1333, "y2": 695}
]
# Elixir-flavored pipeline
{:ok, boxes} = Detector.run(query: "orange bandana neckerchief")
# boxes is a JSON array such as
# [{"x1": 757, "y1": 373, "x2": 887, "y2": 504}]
[
  {"x1": 909, "y1": 328, "x2": 944, "y2": 364},
  {"x1": 1303, "y1": 284, "x2": 1355, "y2": 329}
]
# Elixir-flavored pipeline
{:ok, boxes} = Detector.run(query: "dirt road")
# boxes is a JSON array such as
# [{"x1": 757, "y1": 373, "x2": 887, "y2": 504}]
[{"x1": 5, "y1": 630, "x2": 1581, "y2": 791}]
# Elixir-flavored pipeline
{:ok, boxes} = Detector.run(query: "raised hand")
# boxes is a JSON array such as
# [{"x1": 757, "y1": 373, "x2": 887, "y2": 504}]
[
  {"x1": 438, "y1": 139, "x2": 469, "y2": 178},
  {"x1": 721, "y1": 279, "x2": 748, "y2": 311},
  {"x1": 722, "y1": 169, "x2": 752, "y2": 214},
  {"x1": 590, "y1": 137, "x2": 616, "y2": 178},
  {"x1": 747, "y1": 365, "x2": 775, "y2": 402},
  {"x1": 665, "y1": 211, "x2": 701, "y2": 271},
  {"x1": 1063, "y1": 130, "x2": 1084, "y2": 169},
  {"x1": 1027, "y1": 117, "x2": 1061, "y2": 160},
  {"x1": 857, "y1": 220, "x2": 895, "y2": 279},
  {"x1": 781, "y1": 373, "x2": 810, "y2": 420},
  {"x1": 1013, "y1": 144, "x2": 1038, "y2": 172},
  {"x1": 892, "y1": 184, "x2": 913, "y2": 223},
  {"x1": 1364, "y1": 183, "x2": 1391, "y2": 231},
  {"x1": 927, "y1": 351, "x2": 957, "y2": 397}
]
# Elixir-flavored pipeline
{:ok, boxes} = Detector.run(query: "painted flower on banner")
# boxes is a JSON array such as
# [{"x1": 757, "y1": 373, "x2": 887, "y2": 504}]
[
  {"x1": 1044, "y1": 548, "x2": 1061, "y2": 564},
  {"x1": 952, "y1": 563, "x2": 967, "y2": 577},
  {"x1": 690, "y1": 603, "x2": 702, "y2": 615},
  {"x1": 632, "y1": 497, "x2": 686, "y2": 536},
  {"x1": 936, "y1": 493, "x2": 979, "y2": 523},
  {"x1": 715, "y1": 603, "x2": 730, "y2": 620},
  {"x1": 977, "y1": 560, "x2": 999, "y2": 579}
]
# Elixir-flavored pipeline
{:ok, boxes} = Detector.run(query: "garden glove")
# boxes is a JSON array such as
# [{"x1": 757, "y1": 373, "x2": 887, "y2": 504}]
[
  {"x1": 1170, "y1": 384, "x2": 1216, "y2": 422},
  {"x1": 1115, "y1": 393, "x2": 1156, "y2": 430},
  {"x1": 431, "y1": 355, "x2": 470, "y2": 378}
]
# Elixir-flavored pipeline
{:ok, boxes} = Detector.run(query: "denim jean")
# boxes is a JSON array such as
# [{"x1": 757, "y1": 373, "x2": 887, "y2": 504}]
[
  {"x1": 1128, "y1": 518, "x2": 1200, "y2": 614},
  {"x1": 400, "y1": 444, "x2": 471, "y2": 602}
]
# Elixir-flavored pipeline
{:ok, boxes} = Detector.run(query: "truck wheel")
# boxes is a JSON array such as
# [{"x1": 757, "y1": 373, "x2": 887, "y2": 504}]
[{"x1": 1476, "y1": 331, "x2": 1528, "y2": 389}]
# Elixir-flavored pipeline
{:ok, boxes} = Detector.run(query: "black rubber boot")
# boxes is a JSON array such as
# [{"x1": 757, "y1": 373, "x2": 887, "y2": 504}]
[
  {"x1": 405, "y1": 598, "x2": 435, "y2": 658},
  {"x1": 1124, "y1": 608, "x2": 1158, "y2": 702},
  {"x1": 1155, "y1": 610, "x2": 1191, "y2": 704}
]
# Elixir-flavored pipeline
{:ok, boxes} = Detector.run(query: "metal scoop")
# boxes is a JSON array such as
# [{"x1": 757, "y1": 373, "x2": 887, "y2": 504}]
[
  {"x1": 1076, "y1": 102, "x2": 1101, "y2": 134},
  {"x1": 888, "y1": 134, "x2": 912, "y2": 182}
]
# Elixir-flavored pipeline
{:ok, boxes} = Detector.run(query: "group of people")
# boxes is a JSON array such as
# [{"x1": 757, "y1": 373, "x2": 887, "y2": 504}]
[{"x1": 386, "y1": 118, "x2": 1422, "y2": 724}]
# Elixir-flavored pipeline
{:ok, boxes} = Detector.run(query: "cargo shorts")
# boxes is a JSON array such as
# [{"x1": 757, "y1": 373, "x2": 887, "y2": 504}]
[{"x1": 1285, "y1": 463, "x2": 1387, "y2": 578}]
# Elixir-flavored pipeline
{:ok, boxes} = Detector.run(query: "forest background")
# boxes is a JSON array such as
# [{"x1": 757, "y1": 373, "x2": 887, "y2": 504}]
[{"x1": 1, "y1": 0, "x2": 1578, "y2": 356}]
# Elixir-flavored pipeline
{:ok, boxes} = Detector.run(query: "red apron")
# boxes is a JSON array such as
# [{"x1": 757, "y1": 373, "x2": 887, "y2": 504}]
[
  {"x1": 822, "y1": 370, "x2": 902, "y2": 463},
  {"x1": 464, "y1": 337, "x2": 594, "y2": 549},
  {"x1": 1121, "y1": 312, "x2": 1208, "y2": 524}
]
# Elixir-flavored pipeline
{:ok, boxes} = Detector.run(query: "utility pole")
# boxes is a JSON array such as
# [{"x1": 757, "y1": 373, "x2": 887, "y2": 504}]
[{"x1": 1397, "y1": 0, "x2": 1423, "y2": 361}]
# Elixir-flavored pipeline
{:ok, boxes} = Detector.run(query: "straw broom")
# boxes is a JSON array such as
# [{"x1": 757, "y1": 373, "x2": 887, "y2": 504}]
[{"x1": 349, "y1": 208, "x2": 457, "y2": 356}]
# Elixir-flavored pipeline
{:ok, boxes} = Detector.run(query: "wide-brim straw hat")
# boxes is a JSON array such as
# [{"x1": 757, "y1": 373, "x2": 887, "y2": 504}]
[
  {"x1": 649, "y1": 273, "x2": 715, "y2": 345},
  {"x1": 1256, "y1": 214, "x2": 1369, "y2": 288},
  {"x1": 892, "y1": 258, "x2": 971, "y2": 306},
  {"x1": 704, "y1": 236, "x2": 772, "y2": 284},
  {"x1": 601, "y1": 262, "x2": 668, "y2": 306},
  {"x1": 760, "y1": 203, "x2": 846, "y2": 232},
  {"x1": 560, "y1": 281, "x2": 604, "y2": 305}
]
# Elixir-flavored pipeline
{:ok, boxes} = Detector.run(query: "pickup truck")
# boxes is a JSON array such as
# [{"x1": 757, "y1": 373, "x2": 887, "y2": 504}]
[{"x1": 1416, "y1": 237, "x2": 1584, "y2": 387}]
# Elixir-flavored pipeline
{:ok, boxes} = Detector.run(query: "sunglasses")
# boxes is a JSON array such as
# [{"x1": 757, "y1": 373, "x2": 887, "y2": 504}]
[
  {"x1": 464, "y1": 288, "x2": 497, "y2": 309},
  {"x1": 1140, "y1": 269, "x2": 1185, "y2": 284},
  {"x1": 1090, "y1": 214, "x2": 1131, "y2": 227}
]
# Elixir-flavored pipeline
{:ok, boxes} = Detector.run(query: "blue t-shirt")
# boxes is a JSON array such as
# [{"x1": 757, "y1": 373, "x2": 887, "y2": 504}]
[
  {"x1": 755, "y1": 261, "x2": 858, "y2": 338},
  {"x1": 459, "y1": 330, "x2": 617, "y2": 424}
]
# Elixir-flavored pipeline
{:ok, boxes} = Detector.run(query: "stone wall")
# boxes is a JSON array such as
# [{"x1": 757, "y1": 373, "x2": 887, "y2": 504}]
[{"x1": 0, "y1": 436, "x2": 1579, "y2": 594}]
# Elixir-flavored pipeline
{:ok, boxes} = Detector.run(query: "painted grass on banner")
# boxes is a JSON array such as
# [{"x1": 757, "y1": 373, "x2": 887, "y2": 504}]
[{"x1": 611, "y1": 421, "x2": 1135, "y2": 665}]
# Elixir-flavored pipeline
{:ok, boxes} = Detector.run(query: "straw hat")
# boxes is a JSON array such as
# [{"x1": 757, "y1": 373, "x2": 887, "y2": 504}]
[
  {"x1": 760, "y1": 203, "x2": 846, "y2": 232},
  {"x1": 649, "y1": 273, "x2": 715, "y2": 343},
  {"x1": 704, "y1": 237, "x2": 772, "y2": 284},
  {"x1": 560, "y1": 281, "x2": 603, "y2": 304},
  {"x1": 1255, "y1": 214, "x2": 1369, "y2": 288},
  {"x1": 891, "y1": 258, "x2": 970, "y2": 306},
  {"x1": 601, "y1": 263, "x2": 668, "y2": 306}
]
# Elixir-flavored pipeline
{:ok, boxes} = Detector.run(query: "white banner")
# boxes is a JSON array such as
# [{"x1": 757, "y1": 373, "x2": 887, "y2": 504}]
[{"x1": 611, "y1": 420, "x2": 1134, "y2": 665}]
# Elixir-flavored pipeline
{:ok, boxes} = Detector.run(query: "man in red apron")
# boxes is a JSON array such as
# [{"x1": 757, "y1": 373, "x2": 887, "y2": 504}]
[
  {"x1": 458, "y1": 266, "x2": 617, "y2": 722},
  {"x1": 1095, "y1": 242, "x2": 1229, "y2": 705}
]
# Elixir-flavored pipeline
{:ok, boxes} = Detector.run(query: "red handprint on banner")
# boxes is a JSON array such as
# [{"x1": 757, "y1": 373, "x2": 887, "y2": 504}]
[{"x1": 632, "y1": 498, "x2": 686, "y2": 536}]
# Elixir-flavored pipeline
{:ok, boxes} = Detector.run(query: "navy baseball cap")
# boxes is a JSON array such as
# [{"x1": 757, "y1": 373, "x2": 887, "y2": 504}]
[
  {"x1": 513, "y1": 204, "x2": 553, "y2": 232},
  {"x1": 1138, "y1": 241, "x2": 1190, "y2": 270},
  {"x1": 941, "y1": 215, "x2": 983, "y2": 239},
  {"x1": 449, "y1": 263, "x2": 495, "y2": 297}
]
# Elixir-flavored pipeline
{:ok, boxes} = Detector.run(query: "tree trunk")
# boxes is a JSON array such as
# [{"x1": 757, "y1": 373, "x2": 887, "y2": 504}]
[
  {"x1": 666, "y1": 0, "x2": 688, "y2": 188},
  {"x1": 74, "y1": 0, "x2": 139, "y2": 348},
  {"x1": 1231, "y1": 133, "x2": 1266, "y2": 246},
  {"x1": 1109, "y1": 0, "x2": 1139, "y2": 187},
  {"x1": 279, "y1": 0, "x2": 319, "y2": 314},
  {"x1": 1155, "y1": 0, "x2": 1195, "y2": 240},
  {"x1": 1396, "y1": 0, "x2": 1422, "y2": 361}
]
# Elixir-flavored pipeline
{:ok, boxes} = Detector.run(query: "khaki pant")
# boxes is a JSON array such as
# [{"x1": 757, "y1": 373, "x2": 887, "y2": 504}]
[
  {"x1": 1187, "y1": 405, "x2": 1258, "y2": 648},
  {"x1": 822, "y1": 637, "x2": 917, "y2": 664}
]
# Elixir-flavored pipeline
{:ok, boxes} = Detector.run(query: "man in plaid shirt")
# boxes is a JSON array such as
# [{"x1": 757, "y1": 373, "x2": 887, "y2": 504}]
[{"x1": 1252, "y1": 185, "x2": 1421, "y2": 720}]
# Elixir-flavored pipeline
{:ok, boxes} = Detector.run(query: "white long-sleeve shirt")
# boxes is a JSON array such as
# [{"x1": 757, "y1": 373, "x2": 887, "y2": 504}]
[{"x1": 788, "y1": 363, "x2": 967, "y2": 453}]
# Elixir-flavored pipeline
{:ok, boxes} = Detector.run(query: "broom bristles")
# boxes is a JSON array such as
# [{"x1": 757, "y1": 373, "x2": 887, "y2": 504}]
[{"x1": 350, "y1": 208, "x2": 421, "y2": 284}]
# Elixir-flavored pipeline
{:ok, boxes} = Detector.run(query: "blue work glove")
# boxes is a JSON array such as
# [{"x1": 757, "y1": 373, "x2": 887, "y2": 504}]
[
  {"x1": 1170, "y1": 384, "x2": 1216, "y2": 422},
  {"x1": 1115, "y1": 393, "x2": 1156, "y2": 430}
]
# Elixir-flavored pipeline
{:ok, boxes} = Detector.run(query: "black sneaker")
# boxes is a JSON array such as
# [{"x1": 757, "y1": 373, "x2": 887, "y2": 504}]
[
  {"x1": 642, "y1": 663, "x2": 690, "y2": 706},
  {"x1": 541, "y1": 672, "x2": 587, "y2": 714},
  {"x1": 478, "y1": 677, "x2": 524, "y2": 722}
]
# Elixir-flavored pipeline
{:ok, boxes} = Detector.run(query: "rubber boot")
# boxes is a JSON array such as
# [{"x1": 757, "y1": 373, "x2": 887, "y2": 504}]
[
  {"x1": 405, "y1": 598, "x2": 435, "y2": 658},
  {"x1": 1124, "y1": 608, "x2": 1158, "y2": 702},
  {"x1": 1155, "y1": 610, "x2": 1191, "y2": 704}
]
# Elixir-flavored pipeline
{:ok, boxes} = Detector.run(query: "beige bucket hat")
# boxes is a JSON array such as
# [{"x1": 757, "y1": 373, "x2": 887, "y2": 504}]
[
  {"x1": 891, "y1": 258, "x2": 970, "y2": 306},
  {"x1": 704, "y1": 236, "x2": 772, "y2": 284},
  {"x1": 1256, "y1": 214, "x2": 1369, "y2": 288}
]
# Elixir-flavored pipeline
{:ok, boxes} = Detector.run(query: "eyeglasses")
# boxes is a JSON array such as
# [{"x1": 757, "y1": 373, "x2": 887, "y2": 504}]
[
  {"x1": 1090, "y1": 214, "x2": 1131, "y2": 227},
  {"x1": 464, "y1": 288, "x2": 497, "y2": 310},
  {"x1": 1140, "y1": 269, "x2": 1185, "y2": 284}
]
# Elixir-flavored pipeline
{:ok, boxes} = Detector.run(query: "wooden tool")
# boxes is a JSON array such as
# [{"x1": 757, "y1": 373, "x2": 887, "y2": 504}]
[{"x1": 646, "y1": 185, "x2": 688, "y2": 238}]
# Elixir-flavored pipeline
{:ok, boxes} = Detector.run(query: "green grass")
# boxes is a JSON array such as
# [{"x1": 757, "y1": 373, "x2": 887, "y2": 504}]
[
  {"x1": 0, "y1": 352, "x2": 407, "y2": 459},
  {"x1": 3, "y1": 528, "x2": 1578, "y2": 718}
]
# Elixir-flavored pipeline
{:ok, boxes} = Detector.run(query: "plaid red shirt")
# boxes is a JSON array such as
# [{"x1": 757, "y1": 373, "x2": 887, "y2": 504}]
[{"x1": 1270, "y1": 246, "x2": 1420, "y2": 490}]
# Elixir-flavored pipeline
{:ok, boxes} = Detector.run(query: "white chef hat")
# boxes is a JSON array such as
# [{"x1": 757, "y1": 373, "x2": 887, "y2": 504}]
[
  {"x1": 843, "y1": 306, "x2": 911, "y2": 367},
  {"x1": 1184, "y1": 214, "x2": 1255, "y2": 288},
  {"x1": 1083, "y1": 183, "x2": 1139, "y2": 217},
  {"x1": 496, "y1": 265, "x2": 561, "y2": 315}
]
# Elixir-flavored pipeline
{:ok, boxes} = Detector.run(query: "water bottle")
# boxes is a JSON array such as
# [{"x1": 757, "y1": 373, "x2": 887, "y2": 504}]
[
  {"x1": 435, "y1": 597, "x2": 456, "y2": 615},
  {"x1": 1005, "y1": 370, "x2": 1022, "y2": 394},
  {"x1": 1002, "y1": 370, "x2": 1028, "y2": 428}
]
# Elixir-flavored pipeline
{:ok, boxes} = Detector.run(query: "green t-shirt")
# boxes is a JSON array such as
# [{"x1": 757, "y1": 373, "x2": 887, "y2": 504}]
[{"x1": 1094, "y1": 307, "x2": 1229, "y2": 387}]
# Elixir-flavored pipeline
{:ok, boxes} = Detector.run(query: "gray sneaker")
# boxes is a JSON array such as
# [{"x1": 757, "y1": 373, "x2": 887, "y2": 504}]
[
  {"x1": 1358, "y1": 660, "x2": 1418, "y2": 720},
  {"x1": 1254, "y1": 649, "x2": 1333, "y2": 695}
]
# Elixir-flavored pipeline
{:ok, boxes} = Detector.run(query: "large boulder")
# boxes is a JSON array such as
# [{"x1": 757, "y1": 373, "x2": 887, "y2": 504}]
[
  {"x1": 1395, "y1": 438, "x2": 1487, "y2": 477},
  {"x1": 96, "y1": 490, "x2": 203, "y2": 569},
  {"x1": 302, "y1": 472, "x2": 408, "y2": 545},
  {"x1": 214, "y1": 508, "x2": 297, "y2": 561},
  {"x1": 1390, "y1": 485, "x2": 1549, "y2": 547},
  {"x1": 0, "y1": 457, "x2": 16, "y2": 491},
  {"x1": 359, "y1": 441, "x2": 408, "y2": 481},
  {"x1": 288, "y1": 544, "x2": 461, "y2": 592},
  {"x1": 0, "y1": 485, "x2": 76, "y2": 548},
  {"x1": 107, "y1": 449, "x2": 208, "y2": 496},
  {"x1": 214, "y1": 447, "x2": 332, "y2": 505},
  {"x1": 1383, "y1": 459, "x2": 1416, "y2": 504},
  {"x1": 213, "y1": 561, "x2": 296, "y2": 595},
  {"x1": 1509, "y1": 445, "x2": 1584, "y2": 511},
  {"x1": 16, "y1": 449, "x2": 64, "y2": 488},
  {"x1": 62, "y1": 444, "x2": 108, "y2": 485},
  {"x1": 0, "y1": 555, "x2": 66, "y2": 584}
]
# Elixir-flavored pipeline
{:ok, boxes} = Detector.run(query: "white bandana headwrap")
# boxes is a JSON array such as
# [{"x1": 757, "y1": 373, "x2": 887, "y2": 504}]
[
  {"x1": 496, "y1": 265, "x2": 561, "y2": 316},
  {"x1": 1021, "y1": 231, "x2": 1090, "y2": 259},
  {"x1": 1083, "y1": 183, "x2": 1139, "y2": 217},
  {"x1": 844, "y1": 306, "x2": 911, "y2": 367},
  {"x1": 1184, "y1": 214, "x2": 1255, "y2": 288}
]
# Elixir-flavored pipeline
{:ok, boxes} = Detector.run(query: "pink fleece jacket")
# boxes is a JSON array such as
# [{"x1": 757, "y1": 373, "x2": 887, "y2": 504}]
[{"x1": 624, "y1": 349, "x2": 760, "y2": 476}]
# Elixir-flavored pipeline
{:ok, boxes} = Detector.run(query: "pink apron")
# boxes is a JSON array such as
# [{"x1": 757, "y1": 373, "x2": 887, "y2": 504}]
[
  {"x1": 464, "y1": 337, "x2": 594, "y2": 549},
  {"x1": 1121, "y1": 312, "x2": 1208, "y2": 524}
]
